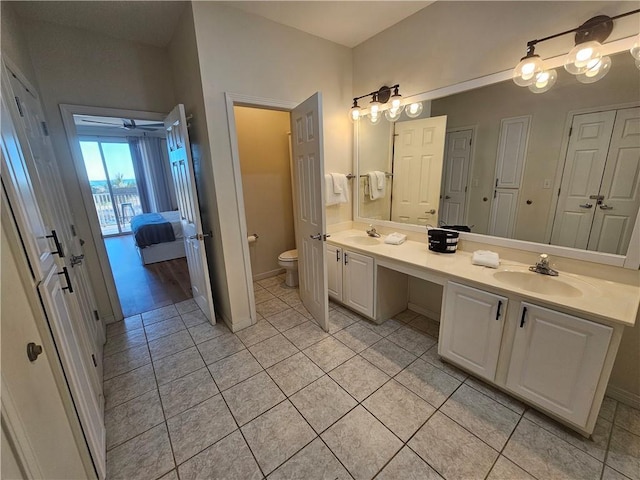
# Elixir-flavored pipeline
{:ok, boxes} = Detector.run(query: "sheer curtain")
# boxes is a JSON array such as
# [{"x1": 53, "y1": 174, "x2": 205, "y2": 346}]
[{"x1": 128, "y1": 135, "x2": 177, "y2": 213}]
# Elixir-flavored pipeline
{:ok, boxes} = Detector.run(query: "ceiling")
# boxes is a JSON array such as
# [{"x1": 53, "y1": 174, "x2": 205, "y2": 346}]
[{"x1": 12, "y1": 1, "x2": 433, "y2": 48}]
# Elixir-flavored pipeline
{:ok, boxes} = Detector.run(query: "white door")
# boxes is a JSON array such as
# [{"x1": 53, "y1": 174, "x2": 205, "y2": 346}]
[
  {"x1": 440, "y1": 129, "x2": 472, "y2": 226},
  {"x1": 494, "y1": 116, "x2": 530, "y2": 189},
  {"x1": 439, "y1": 282, "x2": 507, "y2": 382},
  {"x1": 6, "y1": 66, "x2": 105, "y2": 387},
  {"x1": 551, "y1": 111, "x2": 616, "y2": 248},
  {"x1": 1, "y1": 221, "x2": 89, "y2": 480},
  {"x1": 165, "y1": 104, "x2": 215, "y2": 322},
  {"x1": 587, "y1": 107, "x2": 640, "y2": 254},
  {"x1": 488, "y1": 189, "x2": 519, "y2": 238},
  {"x1": 326, "y1": 244, "x2": 342, "y2": 301},
  {"x1": 392, "y1": 116, "x2": 447, "y2": 225},
  {"x1": 506, "y1": 303, "x2": 612, "y2": 427},
  {"x1": 290, "y1": 93, "x2": 328, "y2": 331},
  {"x1": 343, "y1": 250, "x2": 375, "y2": 318}
]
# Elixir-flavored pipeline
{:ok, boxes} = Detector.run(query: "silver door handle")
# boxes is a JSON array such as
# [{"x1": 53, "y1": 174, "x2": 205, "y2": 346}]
[
  {"x1": 188, "y1": 233, "x2": 211, "y2": 240},
  {"x1": 579, "y1": 203, "x2": 593, "y2": 209},
  {"x1": 589, "y1": 194, "x2": 605, "y2": 200},
  {"x1": 425, "y1": 209, "x2": 436, "y2": 215},
  {"x1": 599, "y1": 205, "x2": 613, "y2": 210},
  {"x1": 70, "y1": 254, "x2": 85, "y2": 267},
  {"x1": 310, "y1": 233, "x2": 322, "y2": 240}
]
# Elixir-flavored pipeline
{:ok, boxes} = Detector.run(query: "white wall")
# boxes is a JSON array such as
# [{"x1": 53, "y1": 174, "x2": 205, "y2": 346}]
[
  {"x1": 190, "y1": 3, "x2": 353, "y2": 328},
  {"x1": 22, "y1": 17, "x2": 177, "y2": 320}
]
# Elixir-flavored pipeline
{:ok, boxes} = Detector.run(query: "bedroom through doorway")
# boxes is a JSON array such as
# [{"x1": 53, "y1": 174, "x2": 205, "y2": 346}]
[{"x1": 74, "y1": 113, "x2": 192, "y2": 316}]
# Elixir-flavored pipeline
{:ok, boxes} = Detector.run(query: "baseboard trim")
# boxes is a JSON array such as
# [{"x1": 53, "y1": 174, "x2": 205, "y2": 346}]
[
  {"x1": 606, "y1": 385, "x2": 640, "y2": 409},
  {"x1": 103, "y1": 314, "x2": 116, "y2": 325},
  {"x1": 407, "y1": 303, "x2": 440, "y2": 322},
  {"x1": 253, "y1": 269, "x2": 284, "y2": 282}
]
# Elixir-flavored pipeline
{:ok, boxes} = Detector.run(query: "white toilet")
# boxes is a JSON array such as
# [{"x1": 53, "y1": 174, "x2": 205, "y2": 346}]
[{"x1": 278, "y1": 249, "x2": 298, "y2": 287}]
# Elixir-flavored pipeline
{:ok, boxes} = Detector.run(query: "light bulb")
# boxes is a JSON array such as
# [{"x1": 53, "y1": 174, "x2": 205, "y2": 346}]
[
  {"x1": 390, "y1": 87, "x2": 402, "y2": 110},
  {"x1": 405, "y1": 102, "x2": 423, "y2": 118},
  {"x1": 513, "y1": 55, "x2": 543, "y2": 87},
  {"x1": 631, "y1": 35, "x2": 640, "y2": 60},
  {"x1": 384, "y1": 107, "x2": 402, "y2": 122},
  {"x1": 576, "y1": 55, "x2": 611, "y2": 84},
  {"x1": 350, "y1": 107, "x2": 361, "y2": 122},
  {"x1": 369, "y1": 93, "x2": 381, "y2": 116},
  {"x1": 528, "y1": 69, "x2": 557, "y2": 94},
  {"x1": 565, "y1": 41, "x2": 603, "y2": 75},
  {"x1": 367, "y1": 111, "x2": 382, "y2": 125}
]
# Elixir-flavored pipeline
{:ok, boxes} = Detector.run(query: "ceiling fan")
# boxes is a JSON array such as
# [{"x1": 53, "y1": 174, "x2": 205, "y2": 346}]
[{"x1": 81, "y1": 117, "x2": 164, "y2": 131}]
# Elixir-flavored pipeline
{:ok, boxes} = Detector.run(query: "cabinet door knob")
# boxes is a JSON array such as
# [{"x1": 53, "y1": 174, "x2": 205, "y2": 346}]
[{"x1": 27, "y1": 342, "x2": 43, "y2": 362}]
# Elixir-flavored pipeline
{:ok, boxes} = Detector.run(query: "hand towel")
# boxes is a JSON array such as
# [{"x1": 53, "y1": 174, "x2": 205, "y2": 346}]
[
  {"x1": 368, "y1": 171, "x2": 387, "y2": 200},
  {"x1": 384, "y1": 232, "x2": 407, "y2": 245},
  {"x1": 324, "y1": 174, "x2": 349, "y2": 206},
  {"x1": 472, "y1": 250, "x2": 500, "y2": 269}
]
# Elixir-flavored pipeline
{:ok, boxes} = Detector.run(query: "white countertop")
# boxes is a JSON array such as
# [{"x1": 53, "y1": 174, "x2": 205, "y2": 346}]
[{"x1": 327, "y1": 230, "x2": 639, "y2": 327}]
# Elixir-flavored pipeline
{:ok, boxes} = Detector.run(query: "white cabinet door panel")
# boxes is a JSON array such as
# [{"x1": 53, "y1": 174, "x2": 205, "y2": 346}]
[
  {"x1": 440, "y1": 282, "x2": 507, "y2": 381},
  {"x1": 506, "y1": 303, "x2": 612, "y2": 427},
  {"x1": 326, "y1": 244, "x2": 342, "y2": 301},
  {"x1": 343, "y1": 250, "x2": 375, "y2": 318}
]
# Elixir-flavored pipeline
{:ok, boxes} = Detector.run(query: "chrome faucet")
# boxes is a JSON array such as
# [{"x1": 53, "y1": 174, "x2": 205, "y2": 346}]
[
  {"x1": 529, "y1": 254, "x2": 558, "y2": 276},
  {"x1": 366, "y1": 224, "x2": 381, "y2": 237}
]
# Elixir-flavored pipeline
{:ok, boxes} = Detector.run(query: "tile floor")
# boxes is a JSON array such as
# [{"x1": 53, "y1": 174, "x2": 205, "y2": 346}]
[{"x1": 104, "y1": 273, "x2": 640, "y2": 480}]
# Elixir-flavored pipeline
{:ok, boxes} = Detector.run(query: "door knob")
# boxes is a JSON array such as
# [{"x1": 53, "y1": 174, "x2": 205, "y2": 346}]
[
  {"x1": 27, "y1": 342, "x2": 43, "y2": 362},
  {"x1": 579, "y1": 203, "x2": 593, "y2": 209},
  {"x1": 70, "y1": 254, "x2": 84, "y2": 266},
  {"x1": 310, "y1": 233, "x2": 322, "y2": 240},
  {"x1": 425, "y1": 209, "x2": 436, "y2": 215},
  {"x1": 445, "y1": 195, "x2": 451, "y2": 199},
  {"x1": 599, "y1": 205, "x2": 613, "y2": 210}
]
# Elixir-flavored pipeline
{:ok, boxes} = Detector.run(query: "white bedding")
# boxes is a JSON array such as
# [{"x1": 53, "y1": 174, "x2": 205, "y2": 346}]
[{"x1": 159, "y1": 211, "x2": 183, "y2": 240}]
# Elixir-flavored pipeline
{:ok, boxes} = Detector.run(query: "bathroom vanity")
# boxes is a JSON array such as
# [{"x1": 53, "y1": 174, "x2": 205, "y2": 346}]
[{"x1": 326, "y1": 229, "x2": 639, "y2": 437}]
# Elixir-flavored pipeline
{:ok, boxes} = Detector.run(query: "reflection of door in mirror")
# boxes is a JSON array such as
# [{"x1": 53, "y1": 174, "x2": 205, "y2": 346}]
[
  {"x1": 552, "y1": 107, "x2": 640, "y2": 255},
  {"x1": 391, "y1": 116, "x2": 447, "y2": 225},
  {"x1": 440, "y1": 129, "x2": 473, "y2": 226}
]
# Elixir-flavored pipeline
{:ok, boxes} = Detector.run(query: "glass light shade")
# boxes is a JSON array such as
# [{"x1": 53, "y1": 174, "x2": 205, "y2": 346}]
[
  {"x1": 631, "y1": 36, "x2": 640, "y2": 60},
  {"x1": 390, "y1": 92, "x2": 403, "y2": 110},
  {"x1": 369, "y1": 99, "x2": 381, "y2": 116},
  {"x1": 367, "y1": 112, "x2": 382, "y2": 125},
  {"x1": 528, "y1": 69, "x2": 557, "y2": 94},
  {"x1": 576, "y1": 56, "x2": 611, "y2": 84},
  {"x1": 513, "y1": 55, "x2": 543, "y2": 86},
  {"x1": 564, "y1": 41, "x2": 603, "y2": 75},
  {"x1": 636, "y1": 58, "x2": 640, "y2": 71},
  {"x1": 405, "y1": 102, "x2": 423, "y2": 118},
  {"x1": 350, "y1": 106, "x2": 361, "y2": 122},
  {"x1": 384, "y1": 107, "x2": 402, "y2": 122}
]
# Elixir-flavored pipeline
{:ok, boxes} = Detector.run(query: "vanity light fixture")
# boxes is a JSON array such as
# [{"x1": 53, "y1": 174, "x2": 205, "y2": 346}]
[
  {"x1": 350, "y1": 84, "x2": 423, "y2": 123},
  {"x1": 512, "y1": 9, "x2": 640, "y2": 92}
]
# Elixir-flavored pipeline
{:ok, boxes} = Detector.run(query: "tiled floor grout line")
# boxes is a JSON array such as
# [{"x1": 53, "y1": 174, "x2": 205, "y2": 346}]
[{"x1": 105, "y1": 293, "x2": 635, "y2": 480}]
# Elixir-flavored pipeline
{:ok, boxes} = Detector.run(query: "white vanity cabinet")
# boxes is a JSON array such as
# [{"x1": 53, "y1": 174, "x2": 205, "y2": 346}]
[
  {"x1": 326, "y1": 245, "x2": 375, "y2": 318},
  {"x1": 505, "y1": 302, "x2": 613, "y2": 426},
  {"x1": 440, "y1": 282, "x2": 508, "y2": 382}
]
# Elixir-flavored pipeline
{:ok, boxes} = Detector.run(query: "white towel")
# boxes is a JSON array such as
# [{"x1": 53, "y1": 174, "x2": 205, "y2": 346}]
[
  {"x1": 384, "y1": 232, "x2": 407, "y2": 245},
  {"x1": 330, "y1": 173, "x2": 347, "y2": 194},
  {"x1": 472, "y1": 250, "x2": 500, "y2": 269},
  {"x1": 368, "y1": 171, "x2": 386, "y2": 200},
  {"x1": 324, "y1": 174, "x2": 349, "y2": 206}
]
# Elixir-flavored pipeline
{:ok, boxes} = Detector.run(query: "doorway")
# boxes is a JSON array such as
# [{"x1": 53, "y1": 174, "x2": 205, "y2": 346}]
[{"x1": 440, "y1": 128, "x2": 474, "y2": 227}]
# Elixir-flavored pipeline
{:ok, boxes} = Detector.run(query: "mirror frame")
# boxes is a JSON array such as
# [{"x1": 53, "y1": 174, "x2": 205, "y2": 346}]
[{"x1": 354, "y1": 36, "x2": 640, "y2": 269}]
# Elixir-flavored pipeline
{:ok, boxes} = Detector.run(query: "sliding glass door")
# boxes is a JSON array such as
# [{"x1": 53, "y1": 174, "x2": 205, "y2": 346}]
[{"x1": 79, "y1": 138, "x2": 143, "y2": 236}]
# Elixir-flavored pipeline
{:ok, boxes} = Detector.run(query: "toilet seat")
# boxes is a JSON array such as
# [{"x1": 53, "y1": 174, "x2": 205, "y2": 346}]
[{"x1": 278, "y1": 249, "x2": 298, "y2": 262}]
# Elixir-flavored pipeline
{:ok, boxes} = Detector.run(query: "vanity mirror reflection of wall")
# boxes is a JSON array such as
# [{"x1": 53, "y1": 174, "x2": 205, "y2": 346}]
[{"x1": 356, "y1": 52, "x2": 640, "y2": 255}]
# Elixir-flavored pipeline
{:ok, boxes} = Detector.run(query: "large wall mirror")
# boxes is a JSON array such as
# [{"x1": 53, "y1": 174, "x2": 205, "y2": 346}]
[{"x1": 355, "y1": 51, "x2": 640, "y2": 262}]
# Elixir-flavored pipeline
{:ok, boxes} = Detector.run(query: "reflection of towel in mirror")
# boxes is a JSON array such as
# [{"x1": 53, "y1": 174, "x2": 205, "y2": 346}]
[
  {"x1": 325, "y1": 173, "x2": 349, "y2": 205},
  {"x1": 368, "y1": 171, "x2": 386, "y2": 200}
]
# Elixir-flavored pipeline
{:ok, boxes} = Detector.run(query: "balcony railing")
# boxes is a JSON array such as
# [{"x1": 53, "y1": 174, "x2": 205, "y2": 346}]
[{"x1": 92, "y1": 187, "x2": 143, "y2": 235}]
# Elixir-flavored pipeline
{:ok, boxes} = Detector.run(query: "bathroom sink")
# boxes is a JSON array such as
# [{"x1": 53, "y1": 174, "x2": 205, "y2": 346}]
[
  {"x1": 344, "y1": 235, "x2": 381, "y2": 246},
  {"x1": 493, "y1": 270, "x2": 583, "y2": 298}
]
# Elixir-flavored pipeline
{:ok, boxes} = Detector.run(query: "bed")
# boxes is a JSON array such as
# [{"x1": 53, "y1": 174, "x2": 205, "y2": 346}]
[{"x1": 131, "y1": 211, "x2": 186, "y2": 265}]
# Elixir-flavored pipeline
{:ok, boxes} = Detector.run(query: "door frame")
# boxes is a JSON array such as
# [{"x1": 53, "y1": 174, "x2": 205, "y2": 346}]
[
  {"x1": 544, "y1": 101, "x2": 640, "y2": 247},
  {"x1": 224, "y1": 93, "x2": 299, "y2": 326},
  {"x1": 60, "y1": 104, "x2": 167, "y2": 321},
  {"x1": 441, "y1": 125, "x2": 477, "y2": 226}
]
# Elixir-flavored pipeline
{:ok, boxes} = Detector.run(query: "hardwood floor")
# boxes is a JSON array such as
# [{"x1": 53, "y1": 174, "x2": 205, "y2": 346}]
[{"x1": 104, "y1": 235, "x2": 191, "y2": 317}]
